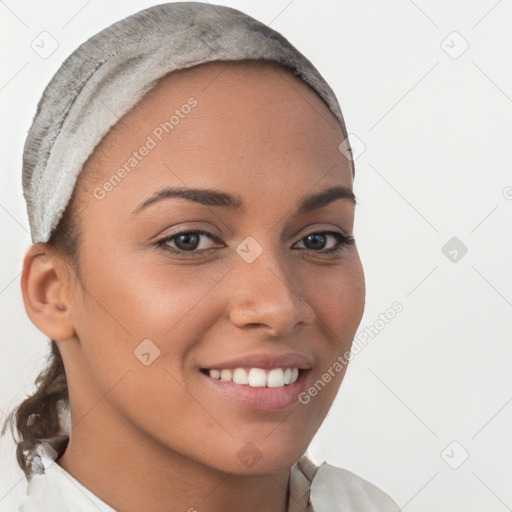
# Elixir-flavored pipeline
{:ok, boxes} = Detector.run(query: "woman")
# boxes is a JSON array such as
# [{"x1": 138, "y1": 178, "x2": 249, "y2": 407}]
[{"x1": 1, "y1": 2, "x2": 400, "y2": 511}]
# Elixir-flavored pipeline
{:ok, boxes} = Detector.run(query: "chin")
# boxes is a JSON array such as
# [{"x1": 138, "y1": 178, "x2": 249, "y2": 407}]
[{"x1": 206, "y1": 439, "x2": 311, "y2": 476}]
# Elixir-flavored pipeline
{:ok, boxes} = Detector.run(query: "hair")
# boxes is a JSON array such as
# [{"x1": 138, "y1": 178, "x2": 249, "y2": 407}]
[{"x1": 1, "y1": 177, "x2": 86, "y2": 479}]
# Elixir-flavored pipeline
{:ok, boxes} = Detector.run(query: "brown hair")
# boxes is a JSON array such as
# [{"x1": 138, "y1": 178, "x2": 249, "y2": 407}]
[{"x1": 1, "y1": 184, "x2": 84, "y2": 479}]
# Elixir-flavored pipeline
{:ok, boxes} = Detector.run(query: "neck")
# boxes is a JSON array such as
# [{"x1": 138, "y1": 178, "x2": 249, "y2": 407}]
[{"x1": 57, "y1": 403, "x2": 292, "y2": 512}]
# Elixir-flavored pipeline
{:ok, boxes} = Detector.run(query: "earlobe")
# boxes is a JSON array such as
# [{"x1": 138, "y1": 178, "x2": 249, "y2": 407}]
[{"x1": 21, "y1": 243, "x2": 76, "y2": 341}]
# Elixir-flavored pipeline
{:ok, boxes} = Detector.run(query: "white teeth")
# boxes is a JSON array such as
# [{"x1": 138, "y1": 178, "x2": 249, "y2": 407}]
[
  {"x1": 207, "y1": 367, "x2": 300, "y2": 387},
  {"x1": 220, "y1": 369, "x2": 232, "y2": 381},
  {"x1": 248, "y1": 368, "x2": 266, "y2": 387},
  {"x1": 209, "y1": 369, "x2": 221, "y2": 379},
  {"x1": 267, "y1": 368, "x2": 284, "y2": 388},
  {"x1": 232, "y1": 368, "x2": 249, "y2": 385}
]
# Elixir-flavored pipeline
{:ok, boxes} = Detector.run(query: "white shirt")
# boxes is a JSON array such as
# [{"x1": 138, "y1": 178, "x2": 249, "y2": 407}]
[{"x1": 2, "y1": 441, "x2": 400, "y2": 511}]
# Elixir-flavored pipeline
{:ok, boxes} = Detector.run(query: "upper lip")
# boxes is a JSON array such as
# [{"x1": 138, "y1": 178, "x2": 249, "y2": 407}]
[{"x1": 201, "y1": 352, "x2": 313, "y2": 370}]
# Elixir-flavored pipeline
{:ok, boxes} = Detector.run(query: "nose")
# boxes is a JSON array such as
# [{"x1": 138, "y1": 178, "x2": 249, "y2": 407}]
[{"x1": 227, "y1": 243, "x2": 315, "y2": 336}]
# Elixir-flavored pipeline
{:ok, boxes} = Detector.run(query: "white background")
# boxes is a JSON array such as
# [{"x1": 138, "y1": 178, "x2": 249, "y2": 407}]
[{"x1": 1, "y1": 1, "x2": 511, "y2": 511}]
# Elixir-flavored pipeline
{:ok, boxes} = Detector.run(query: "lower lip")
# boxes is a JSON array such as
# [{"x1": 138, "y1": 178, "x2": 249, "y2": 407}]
[{"x1": 200, "y1": 370, "x2": 310, "y2": 412}]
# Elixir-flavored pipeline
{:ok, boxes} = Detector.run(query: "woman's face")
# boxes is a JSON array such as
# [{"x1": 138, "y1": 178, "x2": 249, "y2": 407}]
[{"x1": 61, "y1": 60, "x2": 365, "y2": 474}]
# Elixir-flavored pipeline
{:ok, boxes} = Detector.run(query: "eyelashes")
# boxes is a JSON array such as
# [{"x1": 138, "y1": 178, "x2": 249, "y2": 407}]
[
  {"x1": 292, "y1": 230, "x2": 355, "y2": 254},
  {"x1": 155, "y1": 228, "x2": 355, "y2": 258}
]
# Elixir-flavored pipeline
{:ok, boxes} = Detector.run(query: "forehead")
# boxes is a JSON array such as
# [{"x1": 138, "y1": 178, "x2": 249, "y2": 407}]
[
  {"x1": 80, "y1": 59, "x2": 352, "y2": 215},
  {"x1": 92, "y1": 60, "x2": 344, "y2": 153}
]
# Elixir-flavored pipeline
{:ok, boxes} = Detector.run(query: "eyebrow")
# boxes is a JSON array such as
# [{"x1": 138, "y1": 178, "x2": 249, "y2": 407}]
[{"x1": 131, "y1": 185, "x2": 356, "y2": 216}]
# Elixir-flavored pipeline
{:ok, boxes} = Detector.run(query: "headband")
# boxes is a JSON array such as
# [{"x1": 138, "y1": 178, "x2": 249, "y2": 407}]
[{"x1": 22, "y1": 1, "x2": 353, "y2": 243}]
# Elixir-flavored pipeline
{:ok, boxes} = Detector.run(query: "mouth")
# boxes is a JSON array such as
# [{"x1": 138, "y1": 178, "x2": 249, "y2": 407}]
[
  {"x1": 199, "y1": 366, "x2": 310, "y2": 412},
  {"x1": 200, "y1": 367, "x2": 301, "y2": 388}
]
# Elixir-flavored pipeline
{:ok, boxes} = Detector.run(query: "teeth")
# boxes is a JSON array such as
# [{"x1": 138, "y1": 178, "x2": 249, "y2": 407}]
[
  {"x1": 220, "y1": 369, "x2": 232, "y2": 381},
  {"x1": 209, "y1": 369, "x2": 221, "y2": 379},
  {"x1": 267, "y1": 368, "x2": 284, "y2": 388},
  {"x1": 248, "y1": 368, "x2": 266, "y2": 387},
  {"x1": 232, "y1": 368, "x2": 249, "y2": 385},
  {"x1": 207, "y1": 367, "x2": 300, "y2": 387}
]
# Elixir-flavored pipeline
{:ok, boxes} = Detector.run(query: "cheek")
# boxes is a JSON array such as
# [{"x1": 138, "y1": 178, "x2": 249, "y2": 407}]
[
  {"x1": 69, "y1": 256, "x2": 223, "y2": 441},
  {"x1": 302, "y1": 254, "x2": 365, "y2": 341},
  {"x1": 297, "y1": 256, "x2": 365, "y2": 407},
  {"x1": 72, "y1": 249, "x2": 228, "y2": 374}
]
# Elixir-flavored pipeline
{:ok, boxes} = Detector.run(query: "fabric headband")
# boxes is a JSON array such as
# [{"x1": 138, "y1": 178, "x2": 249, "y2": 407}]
[{"x1": 22, "y1": 1, "x2": 353, "y2": 243}]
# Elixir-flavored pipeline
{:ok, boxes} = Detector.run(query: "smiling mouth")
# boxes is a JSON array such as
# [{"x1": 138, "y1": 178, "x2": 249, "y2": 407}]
[{"x1": 200, "y1": 367, "x2": 300, "y2": 388}]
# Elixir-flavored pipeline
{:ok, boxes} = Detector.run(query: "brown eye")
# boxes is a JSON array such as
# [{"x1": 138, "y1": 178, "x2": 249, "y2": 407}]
[
  {"x1": 303, "y1": 233, "x2": 329, "y2": 250},
  {"x1": 174, "y1": 232, "x2": 201, "y2": 251},
  {"x1": 156, "y1": 229, "x2": 222, "y2": 255},
  {"x1": 294, "y1": 231, "x2": 355, "y2": 254}
]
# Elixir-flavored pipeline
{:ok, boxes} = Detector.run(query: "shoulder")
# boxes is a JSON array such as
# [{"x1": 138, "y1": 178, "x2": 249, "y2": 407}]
[
  {"x1": 305, "y1": 459, "x2": 400, "y2": 512},
  {"x1": 0, "y1": 441, "x2": 115, "y2": 512}
]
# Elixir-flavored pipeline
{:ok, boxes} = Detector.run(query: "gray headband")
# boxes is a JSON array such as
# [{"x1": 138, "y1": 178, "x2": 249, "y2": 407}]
[{"x1": 22, "y1": 1, "x2": 352, "y2": 243}]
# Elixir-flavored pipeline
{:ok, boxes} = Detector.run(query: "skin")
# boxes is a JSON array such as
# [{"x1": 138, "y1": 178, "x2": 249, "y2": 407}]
[{"x1": 21, "y1": 60, "x2": 365, "y2": 512}]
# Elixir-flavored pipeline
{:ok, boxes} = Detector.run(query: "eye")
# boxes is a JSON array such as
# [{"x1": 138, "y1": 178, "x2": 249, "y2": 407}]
[
  {"x1": 155, "y1": 229, "x2": 355, "y2": 257},
  {"x1": 294, "y1": 231, "x2": 355, "y2": 255},
  {"x1": 156, "y1": 229, "x2": 222, "y2": 255}
]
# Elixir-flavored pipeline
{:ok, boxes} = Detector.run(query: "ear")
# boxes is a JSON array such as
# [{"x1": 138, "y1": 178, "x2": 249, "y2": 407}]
[{"x1": 21, "y1": 243, "x2": 76, "y2": 341}]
